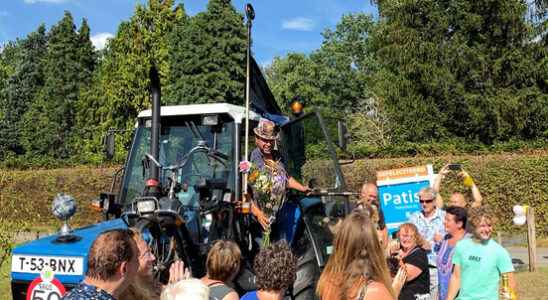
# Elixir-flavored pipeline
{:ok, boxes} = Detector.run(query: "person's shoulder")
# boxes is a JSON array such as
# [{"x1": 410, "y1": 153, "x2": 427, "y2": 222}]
[
  {"x1": 454, "y1": 237, "x2": 473, "y2": 250},
  {"x1": 488, "y1": 239, "x2": 510, "y2": 253},
  {"x1": 364, "y1": 281, "x2": 393, "y2": 300},
  {"x1": 408, "y1": 211, "x2": 420, "y2": 222},
  {"x1": 63, "y1": 283, "x2": 114, "y2": 300},
  {"x1": 241, "y1": 291, "x2": 258, "y2": 300},
  {"x1": 437, "y1": 208, "x2": 446, "y2": 217}
]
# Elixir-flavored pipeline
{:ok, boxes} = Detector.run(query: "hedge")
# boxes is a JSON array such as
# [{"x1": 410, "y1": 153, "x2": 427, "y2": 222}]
[
  {"x1": 303, "y1": 152, "x2": 548, "y2": 237},
  {"x1": 1, "y1": 152, "x2": 546, "y2": 237}
]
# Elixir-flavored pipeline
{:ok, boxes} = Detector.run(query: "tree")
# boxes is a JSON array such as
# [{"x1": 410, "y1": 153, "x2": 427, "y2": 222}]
[
  {"x1": 370, "y1": 0, "x2": 546, "y2": 143},
  {"x1": 167, "y1": 0, "x2": 246, "y2": 104},
  {"x1": 21, "y1": 12, "x2": 95, "y2": 157},
  {"x1": 0, "y1": 25, "x2": 47, "y2": 158},
  {"x1": 74, "y1": 0, "x2": 185, "y2": 161}
]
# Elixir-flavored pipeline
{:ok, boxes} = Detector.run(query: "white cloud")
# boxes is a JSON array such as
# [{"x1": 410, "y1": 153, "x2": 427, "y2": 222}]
[
  {"x1": 24, "y1": 0, "x2": 71, "y2": 4},
  {"x1": 90, "y1": 32, "x2": 113, "y2": 50},
  {"x1": 282, "y1": 17, "x2": 315, "y2": 31}
]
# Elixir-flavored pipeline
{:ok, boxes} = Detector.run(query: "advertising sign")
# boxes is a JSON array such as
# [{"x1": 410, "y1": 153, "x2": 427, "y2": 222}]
[{"x1": 377, "y1": 165, "x2": 435, "y2": 234}]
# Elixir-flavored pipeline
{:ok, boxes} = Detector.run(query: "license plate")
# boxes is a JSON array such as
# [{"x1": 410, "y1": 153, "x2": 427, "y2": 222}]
[{"x1": 11, "y1": 255, "x2": 84, "y2": 276}]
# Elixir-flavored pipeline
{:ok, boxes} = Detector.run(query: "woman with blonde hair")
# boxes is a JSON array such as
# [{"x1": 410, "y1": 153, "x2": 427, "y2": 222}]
[
  {"x1": 317, "y1": 210, "x2": 395, "y2": 300},
  {"x1": 394, "y1": 223, "x2": 430, "y2": 300},
  {"x1": 201, "y1": 240, "x2": 241, "y2": 300},
  {"x1": 161, "y1": 278, "x2": 209, "y2": 300}
]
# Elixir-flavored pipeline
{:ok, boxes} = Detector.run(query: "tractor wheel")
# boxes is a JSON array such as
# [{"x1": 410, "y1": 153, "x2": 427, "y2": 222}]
[
  {"x1": 292, "y1": 233, "x2": 320, "y2": 300},
  {"x1": 134, "y1": 218, "x2": 179, "y2": 283}
]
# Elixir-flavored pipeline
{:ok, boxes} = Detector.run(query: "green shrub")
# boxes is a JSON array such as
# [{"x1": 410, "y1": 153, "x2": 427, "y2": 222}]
[
  {"x1": 304, "y1": 153, "x2": 548, "y2": 237},
  {"x1": 345, "y1": 139, "x2": 548, "y2": 159}
]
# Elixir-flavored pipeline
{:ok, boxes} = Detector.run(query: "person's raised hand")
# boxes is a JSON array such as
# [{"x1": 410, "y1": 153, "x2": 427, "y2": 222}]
[
  {"x1": 440, "y1": 164, "x2": 451, "y2": 176},
  {"x1": 457, "y1": 169, "x2": 470, "y2": 179},
  {"x1": 168, "y1": 260, "x2": 191, "y2": 284}
]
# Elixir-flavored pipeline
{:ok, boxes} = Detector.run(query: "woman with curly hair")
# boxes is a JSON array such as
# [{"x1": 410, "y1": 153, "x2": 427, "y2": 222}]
[
  {"x1": 317, "y1": 210, "x2": 395, "y2": 300},
  {"x1": 394, "y1": 223, "x2": 430, "y2": 300},
  {"x1": 201, "y1": 240, "x2": 241, "y2": 300},
  {"x1": 241, "y1": 241, "x2": 297, "y2": 300}
]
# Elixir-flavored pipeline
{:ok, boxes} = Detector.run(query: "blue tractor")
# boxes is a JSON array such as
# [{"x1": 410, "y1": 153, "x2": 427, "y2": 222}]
[{"x1": 10, "y1": 60, "x2": 353, "y2": 300}]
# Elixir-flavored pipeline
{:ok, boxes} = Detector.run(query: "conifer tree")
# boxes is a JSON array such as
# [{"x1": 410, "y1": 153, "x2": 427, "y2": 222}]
[
  {"x1": 370, "y1": 0, "x2": 546, "y2": 143},
  {"x1": 21, "y1": 12, "x2": 94, "y2": 157},
  {"x1": 74, "y1": 0, "x2": 184, "y2": 161},
  {"x1": 0, "y1": 25, "x2": 47, "y2": 158},
  {"x1": 167, "y1": 0, "x2": 246, "y2": 104}
]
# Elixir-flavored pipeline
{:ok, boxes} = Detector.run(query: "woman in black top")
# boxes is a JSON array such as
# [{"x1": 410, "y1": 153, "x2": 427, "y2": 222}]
[{"x1": 396, "y1": 223, "x2": 430, "y2": 300}]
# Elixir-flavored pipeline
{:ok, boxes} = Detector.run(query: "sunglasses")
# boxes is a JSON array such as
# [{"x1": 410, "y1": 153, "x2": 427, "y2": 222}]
[{"x1": 419, "y1": 198, "x2": 434, "y2": 204}]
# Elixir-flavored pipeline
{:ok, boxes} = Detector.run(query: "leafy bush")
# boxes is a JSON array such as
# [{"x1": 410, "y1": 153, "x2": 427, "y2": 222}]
[{"x1": 304, "y1": 152, "x2": 548, "y2": 237}]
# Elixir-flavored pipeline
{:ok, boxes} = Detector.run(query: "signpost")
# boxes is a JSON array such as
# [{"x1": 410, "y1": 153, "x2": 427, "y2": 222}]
[{"x1": 377, "y1": 165, "x2": 435, "y2": 234}]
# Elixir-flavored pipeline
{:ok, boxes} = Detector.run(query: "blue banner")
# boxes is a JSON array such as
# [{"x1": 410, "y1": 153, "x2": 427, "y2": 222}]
[{"x1": 378, "y1": 180, "x2": 431, "y2": 234}]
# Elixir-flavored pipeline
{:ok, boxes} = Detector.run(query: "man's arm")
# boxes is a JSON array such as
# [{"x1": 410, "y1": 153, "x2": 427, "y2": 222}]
[
  {"x1": 433, "y1": 164, "x2": 450, "y2": 208},
  {"x1": 506, "y1": 272, "x2": 517, "y2": 295},
  {"x1": 460, "y1": 170, "x2": 482, "y2": 207},
  {"x1": 446, "y1": 264, "x2": 461, "y2": 300},
  {"x1": 287, "y1": 176, "x2": 310, "y2": 193}
]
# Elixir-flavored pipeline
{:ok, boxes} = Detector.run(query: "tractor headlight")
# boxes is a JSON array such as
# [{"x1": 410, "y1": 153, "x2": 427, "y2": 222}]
[{"x1": 136, "y1": 200, "x2": 156, "y2": 214}]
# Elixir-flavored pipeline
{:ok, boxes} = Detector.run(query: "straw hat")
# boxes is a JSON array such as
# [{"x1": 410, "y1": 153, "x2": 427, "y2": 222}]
[{"x1": 253, "y1": 118, "x2": 279, "y2": 140}]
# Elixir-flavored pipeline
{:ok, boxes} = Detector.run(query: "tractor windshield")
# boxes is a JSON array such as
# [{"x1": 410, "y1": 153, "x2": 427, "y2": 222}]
[
  {"x1": 280, "y1": 111, "x2": 346, "y2": 191},
  {"x1": 119, "y1": 115, "x2": 234, "y2": 206}
]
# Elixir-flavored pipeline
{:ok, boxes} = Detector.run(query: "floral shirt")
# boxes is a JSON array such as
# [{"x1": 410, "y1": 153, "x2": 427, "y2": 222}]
[
  {"x1": 249, "y1": 148, "x2": 289, "y2": 217},
  {"x1": 408, "y1": 208, "x2": 446, "y2": 265},
  {"x1": 62, "y1": 282, "x2": 116, "y2": 300}
]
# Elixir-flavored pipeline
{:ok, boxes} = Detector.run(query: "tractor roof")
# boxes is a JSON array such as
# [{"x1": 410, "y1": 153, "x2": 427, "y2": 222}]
[{"x1": 137, "y1": 103, "x2": 261, "y2": 123}]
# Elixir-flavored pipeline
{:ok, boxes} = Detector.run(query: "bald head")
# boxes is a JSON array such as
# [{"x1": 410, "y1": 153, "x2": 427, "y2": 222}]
[
  {"x1": 360, "y1": 183, "x2": 378, "y2": 206},
  {"x1": 450, "y1": 192, "x2": 466, "y2": 208}
]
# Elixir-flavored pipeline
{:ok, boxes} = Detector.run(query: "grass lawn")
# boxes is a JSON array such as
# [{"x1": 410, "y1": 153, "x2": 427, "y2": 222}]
[
  {"x1": 0, "y1": 258, "x2": 11, "y2": 300},
  {"x1": 515, "y1": 267, "x2": 548, "y2": 300}
]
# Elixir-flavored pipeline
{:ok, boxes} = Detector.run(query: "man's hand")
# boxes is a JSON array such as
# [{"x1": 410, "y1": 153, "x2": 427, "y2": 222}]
[
  {"x1": 251, "y1": 202, "x2": 270, "y2": 230},
  {"x1": 440, "y1": 164, "x2": 451, "y2": 177}
]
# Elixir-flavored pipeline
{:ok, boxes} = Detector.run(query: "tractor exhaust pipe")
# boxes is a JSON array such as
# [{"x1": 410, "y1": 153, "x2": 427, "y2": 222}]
[{"x1": 147, "y1": 66, "x2": 161, "y2": 195}]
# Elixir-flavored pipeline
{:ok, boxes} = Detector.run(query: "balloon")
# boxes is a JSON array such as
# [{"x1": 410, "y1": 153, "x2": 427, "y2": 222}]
[
  {"x1": 513, "y1": 205, "x2": 525, "y2": 217},
  {"x1": 513, "y1": 215, "x2": 526, "y2": 226}
]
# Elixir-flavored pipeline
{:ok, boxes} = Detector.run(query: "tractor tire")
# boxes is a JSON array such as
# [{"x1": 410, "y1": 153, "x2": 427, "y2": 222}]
[
  {"x1": 134, "y1": 218, "x2": 180, "y2": 283},
  {"x1": 292, "y1": 233, "x2": 320, "y2": 300}
]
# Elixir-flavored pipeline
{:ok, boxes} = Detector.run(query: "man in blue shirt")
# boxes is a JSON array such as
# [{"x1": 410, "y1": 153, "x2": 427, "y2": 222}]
[
  {"x1": 63, "y1": 229, "x2": 139, "y2": 300},
  {"x1": 408, "y1": 187, "x2": 446, "y2": 299}
]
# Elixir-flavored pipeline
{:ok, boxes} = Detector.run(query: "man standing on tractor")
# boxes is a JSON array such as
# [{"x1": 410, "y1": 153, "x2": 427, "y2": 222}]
[{"x1": 241, "y1": 118, "x2": 310, "y2": 232}]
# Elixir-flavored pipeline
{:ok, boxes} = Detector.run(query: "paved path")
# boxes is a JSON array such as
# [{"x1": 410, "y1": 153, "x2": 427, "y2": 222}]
[{"x1": 507, "y1": 247, "x2": 548, "y2": 269}]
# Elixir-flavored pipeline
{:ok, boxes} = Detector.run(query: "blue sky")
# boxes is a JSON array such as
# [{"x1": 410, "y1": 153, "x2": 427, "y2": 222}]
[{"x1": 0, "y1": 0, "x2": 377, "y2": 66}]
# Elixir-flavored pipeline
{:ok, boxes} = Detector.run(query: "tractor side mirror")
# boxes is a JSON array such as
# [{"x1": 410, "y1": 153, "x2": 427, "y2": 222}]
[
  {"x1": 337, "y1": 120, "x2": 349, "y2": 151},
  {"x1": 104, "y1": 131, "x2": 115, "y2": 160}
]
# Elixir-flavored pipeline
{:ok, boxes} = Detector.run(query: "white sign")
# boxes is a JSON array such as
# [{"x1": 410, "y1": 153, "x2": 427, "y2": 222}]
[{"x1": 12, "y1": 255, "x2": 84, "y2": 276}]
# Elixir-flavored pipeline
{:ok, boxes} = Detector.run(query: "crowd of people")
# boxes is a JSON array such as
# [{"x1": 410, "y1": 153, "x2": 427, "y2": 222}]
[{"x1": 61, "y1": 155, "x2": 516, "y2": 300}]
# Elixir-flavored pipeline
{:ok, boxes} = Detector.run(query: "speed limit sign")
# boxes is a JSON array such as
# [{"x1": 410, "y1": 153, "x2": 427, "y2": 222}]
[{"x1": 26, "y1": 267, "x2": 66, "y2": 300}]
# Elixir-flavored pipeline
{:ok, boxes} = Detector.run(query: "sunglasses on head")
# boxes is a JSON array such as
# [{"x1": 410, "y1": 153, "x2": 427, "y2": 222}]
[{"x1": 419, "y1": 198, "x2": 434, "y2": 204}]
